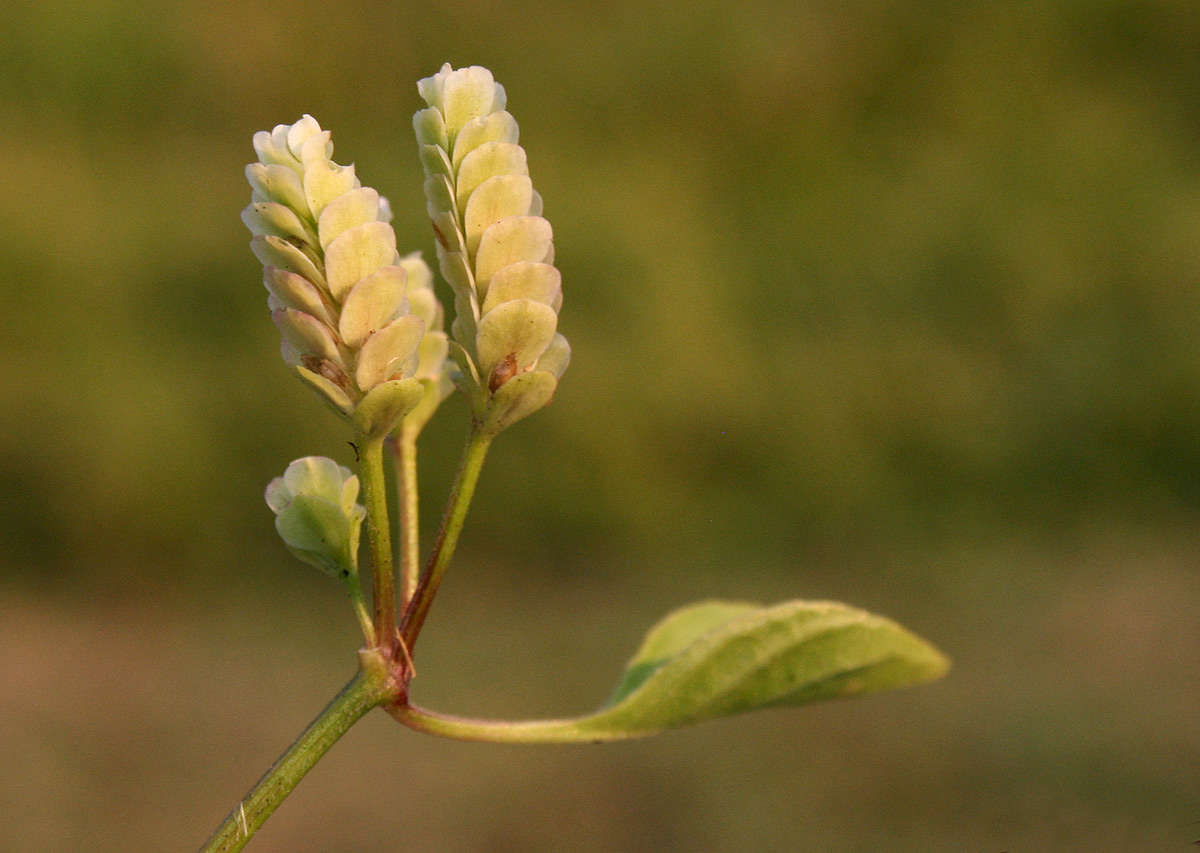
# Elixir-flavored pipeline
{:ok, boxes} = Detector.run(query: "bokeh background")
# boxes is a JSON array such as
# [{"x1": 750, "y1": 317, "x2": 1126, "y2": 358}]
[{"x1": 2, "y1": 0, "x2": 1198, "y2": 849}]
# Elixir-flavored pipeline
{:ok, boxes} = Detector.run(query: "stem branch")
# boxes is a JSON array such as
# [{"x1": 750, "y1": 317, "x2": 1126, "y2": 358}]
[
  {"x1": 388, "y1": 702, "x2": 642, "y2": 744},
  {"x1": 399, "y1": 426, "x2": 492, "y2": 652},
  {"x1": 344, "y1": 570, "x2": 375, "y2": 648},
  {"x1": 200, "y1": 653, "x2": 398, "y2": 852},
  {"x1": 393, "y1": 423, "x2": 421, "y2": 607},
  {"x1": 359, "y1": 435, "x2": 395, "y2": 648}
]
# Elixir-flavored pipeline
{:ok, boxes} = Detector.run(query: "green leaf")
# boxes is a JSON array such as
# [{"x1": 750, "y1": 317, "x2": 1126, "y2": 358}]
[
  {"x1": 605, "y1": 600, "x2": 761, "y2": 705},
  {"x1": 579, "y1": 600, "x2": 949, "y2": 736},
  {"x1": 396, "y1": 599, "x2": 948, "y2": 743}
]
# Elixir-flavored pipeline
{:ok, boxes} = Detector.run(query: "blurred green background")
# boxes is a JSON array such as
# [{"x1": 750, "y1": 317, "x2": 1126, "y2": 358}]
[{"x1": 2, "y1": 0, "x2": 1198, "y2": 849}]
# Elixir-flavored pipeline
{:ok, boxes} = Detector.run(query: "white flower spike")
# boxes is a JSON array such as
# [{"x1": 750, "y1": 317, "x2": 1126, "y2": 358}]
[
  {"x1": 414, "y1": 64, "x2": 569, "y2": 434},
  {"x1": 245, "y1": 116, "x2": 448, "y2": 438}
]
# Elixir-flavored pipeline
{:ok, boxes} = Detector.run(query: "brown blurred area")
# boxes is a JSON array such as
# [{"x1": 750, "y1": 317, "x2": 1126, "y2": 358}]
[{"x1": 1, "y1": 0, "x2": 1198, "y2": 849}]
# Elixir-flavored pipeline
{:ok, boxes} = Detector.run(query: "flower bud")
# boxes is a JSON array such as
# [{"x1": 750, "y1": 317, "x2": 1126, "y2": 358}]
[
  {"x1": 265, "y1": 457, "x2": 365, "y2": 578},
  {"x1": 245, "y1": 116, "x2": 444, "y2": 436},
  {"x1": 415, "y1": 65, "x2": 569, "y2": 432}
]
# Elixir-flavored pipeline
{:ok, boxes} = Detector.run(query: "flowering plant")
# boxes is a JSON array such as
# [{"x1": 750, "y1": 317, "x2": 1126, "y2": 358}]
[{"x1": 201, "y1": 65, "x2": 948, "y2": 852}]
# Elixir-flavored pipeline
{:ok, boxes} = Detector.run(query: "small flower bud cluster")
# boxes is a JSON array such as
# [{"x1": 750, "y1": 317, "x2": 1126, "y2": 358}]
[
  {"x1": 414, "y1": 64, "x2": 569, "y2": 432},
  {"x1": 265, "y1": 456, "x2": 365, "y2": 578},
  {"x1": 244, "y1": 116, "x2": 440, "y2": 436}
]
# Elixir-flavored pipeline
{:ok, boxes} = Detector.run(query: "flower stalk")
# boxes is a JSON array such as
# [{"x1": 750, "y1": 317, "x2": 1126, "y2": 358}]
[
  {"x1": 399, "y1": 425, "x2": 493, "y2": 652},
  {"x1": 357, "y1": 434, "x2": 395, "y2": 647},
  {"x1": 200, "y1": 651, "x2": 400, "y2": 853},
  {"x1": 390, "y1": 422, "x2": 422, "y2": 606}
]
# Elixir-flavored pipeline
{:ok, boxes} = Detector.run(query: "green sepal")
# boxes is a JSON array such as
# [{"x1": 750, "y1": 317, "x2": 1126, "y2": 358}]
[
  {"x1": 479, "y1": 369, "x2": 557, "y2": 435},
  {"x1": 295, "y1": 365, "x2": 354, "y2": 416},
  {"x1": 419, "y1": 143, "x2": 453, "y2": 179},
  {"x1": 424, "y1": 174, "x2": 456, "y2": 220},
  {"x1": 241, "y1": 201, "x2": 315, "y2": 245},
  {"x1": 274, "y1": 494, "x2": 360, "y2": 577},
  {"x1": 413, "y1": 107, "x2": 449, "y2": 150},
  {"x1": 245, "y1": 163, "x2": 309, "y2": 217},
  {"x1": 352, "y1": 377, "x2": 425, "y2": 439},
  {"x1": 265, "y1": 456, "x2": 365, "y2": 580},
  {"x1": 250, "y1": 235, "x2": 326, "y2": 290}
]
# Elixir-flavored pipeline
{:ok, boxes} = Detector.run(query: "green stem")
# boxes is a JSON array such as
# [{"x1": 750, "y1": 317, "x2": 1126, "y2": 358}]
[
  {"x1": 394, "y1": 423, "x2": 421, "y2": 607},
  {"x1": 388, "y1": 702, "x2": 642, "y2": 744},
  {"x1": 359, "y1": 434, "x2": 394, "y2": 648},
  {"x1": 200, "y1": 653, "x2": 398, "y2": 852},
  {"x1": 399, "y1": 426, "x2": 493, "y2": 652},
  {"x1": 344, "y1": 570, "x2": 375, "y2": 648}
]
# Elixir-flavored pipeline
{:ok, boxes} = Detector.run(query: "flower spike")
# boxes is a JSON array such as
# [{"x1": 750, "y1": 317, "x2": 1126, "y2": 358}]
[
  {"x1": 415, "y1": 64, "x2": 569, "y2": 434},
  {"x1": 244, "y1": 116, "x2": 437, "y2": 438}
]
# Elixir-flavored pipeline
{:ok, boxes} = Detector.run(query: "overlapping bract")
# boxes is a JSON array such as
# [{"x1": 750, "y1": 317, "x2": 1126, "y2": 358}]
[
  {"x1": 414, "y1": 64, "x2": 569, "y2": 432},
  {"x1": 397, "y1": 252, "x2": 454, "y2": 432},
  {"x1": 265, "y1": 456, "x2": 365, "y2": 578},
  {"x1": 244, "y1": 116, "x2": 447, "y2": 437}
]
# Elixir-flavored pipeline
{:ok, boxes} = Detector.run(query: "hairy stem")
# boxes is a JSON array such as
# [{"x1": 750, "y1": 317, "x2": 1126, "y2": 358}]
[
  {"x1": 399, "y1": 426, "x2": 492, "y2": 652},
  {"x1": 359, "y1": 435, "x2": 395, "y2": 648},
  {"x1": 200, "y1": 653, "x2": 398, "y2": 852}
]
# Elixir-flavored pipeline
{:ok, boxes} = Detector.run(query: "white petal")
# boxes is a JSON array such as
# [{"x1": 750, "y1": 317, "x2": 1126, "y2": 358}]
[
  {"x1": 264, "y1": 476, "x2": 292, "y2": 513},
  {"x1": 536, "y1": 333, "x2": 571, "y2": 378},
  {"x1": 282, "y1": 455, "x2": 345, "y2": 500},
  {"x1": 441, "y1": 66, "x2": 497, "y2": 139},
  {"x1": 286, "y1": 116, "x2": 325, "y2": 159},
  {"x1": 398, "y1": 252, "x2": 434, "y2": 293},
  {"x1": 324, "y1": 221, "x2": 397, "y2": 303},
  {"x1": 481, "y1": 262, "x2": 561, "y2": 314},
  {"x1": 263, "y1": 267, "x2": 335, "y2": 325},
  {"x1": 246, "y1": 163, "x2": 309, "y2": 217},
  {"x1": 407, "y1": 288, "x2": 444, "y2": 329},
  {"x1": 355, "y1": 315, "x2": 425, "y2": 389},
  {"x1": 473, "y1": 216, "x2": 553, "y2": 295},
  {"x1": 272, "y1": 308, "x2": 340, "y2": 362},
  {"x1": 338, "y1": 265, "x2": 408, "y2": 349},
  {"x1": 452, "y1": 111, "x2": 520, "y2": 168},
  {"x1": 456, "y1": 142, "x2": 528, "y2": 212},
  {"x1": 241, "y1": 201, "x2": 312, "y2": 243},
  {"x1": 303, "y1": 160, "x2": 358, "y2": 220},
  {"x1": 475, "y1": 298, "x2": 558, "y2": 381},
  {"x1": 253, "y1": 130, "x2": 298, "y2": 167},
  {"x1": 463, "y1": 174, "x2": 534, "y2": 256},
  {"x1": 318, "y1": 187, "x2": 381, "y2": 250},
  {"x1": 413, "y1": 107, "x2": 448, "y2": 149},
  {"x1": 250, "y1": 235, "x2": 326, "y2": 289}
]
